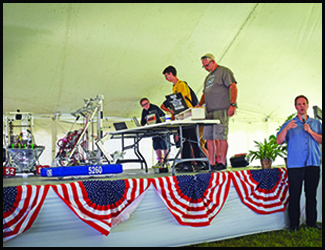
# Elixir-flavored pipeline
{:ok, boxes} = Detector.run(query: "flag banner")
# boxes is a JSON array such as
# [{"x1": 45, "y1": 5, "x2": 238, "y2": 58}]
[
  {"x1": 3, "y1": 168, "x2": 291, "y2": 243},
  {"x1": 231, "y1": 167, "x2": 289, "y2": 214},
  {"x1": 3, "y1": 185, "x2": 50, "y2": 242},
  {"x1": 51, "y1": 178, "x2": 150, "y2": 236},
  {"x1": 151, "y1": 172, "x2": 231, "y2": 227}
]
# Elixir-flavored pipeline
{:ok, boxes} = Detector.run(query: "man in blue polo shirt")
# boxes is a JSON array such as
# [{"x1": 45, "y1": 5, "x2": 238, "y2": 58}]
[{"x1": 277, "y1": 95, "x2": 322, "y2": 231}]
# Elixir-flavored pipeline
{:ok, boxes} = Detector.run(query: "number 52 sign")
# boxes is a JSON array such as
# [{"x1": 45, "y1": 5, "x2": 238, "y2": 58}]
[{"x1": 3, "y1": 167, "x2": 16, "y2": 176}]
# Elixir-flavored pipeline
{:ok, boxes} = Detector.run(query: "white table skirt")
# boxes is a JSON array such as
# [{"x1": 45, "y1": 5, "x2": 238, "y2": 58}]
[{"x1": 4, "y1": 168, "x2": 322, "y2": 247}]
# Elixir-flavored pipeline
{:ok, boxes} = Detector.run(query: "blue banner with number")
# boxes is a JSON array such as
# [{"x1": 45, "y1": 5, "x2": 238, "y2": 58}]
[{"x1": 40, "y1": 164, "x2": 123, "y2": 177}]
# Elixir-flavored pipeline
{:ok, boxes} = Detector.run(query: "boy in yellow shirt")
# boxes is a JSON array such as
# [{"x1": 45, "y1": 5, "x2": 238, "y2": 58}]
[{"x1": 162, "y1": 66, "x2": 205, "y2": 172}]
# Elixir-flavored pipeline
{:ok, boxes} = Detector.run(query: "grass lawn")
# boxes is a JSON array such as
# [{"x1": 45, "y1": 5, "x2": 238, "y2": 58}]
[{"x1": 186, "y1": 223, "x2": 322, "y2": 247}]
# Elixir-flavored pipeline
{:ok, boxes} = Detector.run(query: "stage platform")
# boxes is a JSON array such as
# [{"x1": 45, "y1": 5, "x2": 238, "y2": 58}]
[
  {"x1": 3, "y1": 165, "x2": 262, "y2": 186},
  {"x1": 3, "y1": 165, "x2": 322, "y2": 247}
]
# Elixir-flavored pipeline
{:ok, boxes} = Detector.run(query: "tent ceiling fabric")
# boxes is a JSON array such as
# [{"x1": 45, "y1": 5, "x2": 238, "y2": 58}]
[{"x1": 3, "y1": 3, "x2": 322, "y2": 122}]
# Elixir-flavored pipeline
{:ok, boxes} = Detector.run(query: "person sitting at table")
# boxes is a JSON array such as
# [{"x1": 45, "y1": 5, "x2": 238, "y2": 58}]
[{"x1": 140, "y1": 97, "x2": 169, "y2": 168}]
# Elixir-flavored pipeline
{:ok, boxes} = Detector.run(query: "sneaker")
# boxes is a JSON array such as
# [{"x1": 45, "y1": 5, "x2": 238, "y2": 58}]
[
  {"x1": 307, "y1": 224, "x2": 322, "y2": 230},
  {"x1": 212, "y1": 163, "x2": 227, "y2": 171},
  {"x1": 193, "y1": 162, "x2": 209, "y2": 171},
  {"x1": 176, "y1": 164, "x2": 193, "y2": 173},
  {"x1": 174, "y1": 163, "x2": 184, "y2": 169},
  {"x1": 163, "y1": 162, "x2": 171, "y2": 168},
  {"x1": 153, "y1": 162, "x2": 162, "y2": 168},
  {"x1": 210, "y1": 164, "x2": 217, "y2": 171}
]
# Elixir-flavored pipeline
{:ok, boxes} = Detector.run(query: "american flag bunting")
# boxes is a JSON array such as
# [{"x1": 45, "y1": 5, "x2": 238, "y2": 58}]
[
  {"x1": 3, "y1": 185, "x2": 50, "y2": 242},
  {"x1": 151, "y1": 172, "x2": 231, "y2": 227},
  {"x1": 3, "y1": 168, "x2": 291, "y2": 242},
  {"x1": 51, "y1": 178, "x2": 150, "y2": 236},
  {"x1": 231, "y1": 167, "x2": 289, "y2": 214}
]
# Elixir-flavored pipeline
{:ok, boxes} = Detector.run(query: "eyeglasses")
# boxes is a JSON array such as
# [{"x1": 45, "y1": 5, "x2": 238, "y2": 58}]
[
  {"x1": 141, "y1": 102, "x2": 149, "y2": 107},
  {"x1": 202, "y1": 59, "x2": 212, "y2": 68}
]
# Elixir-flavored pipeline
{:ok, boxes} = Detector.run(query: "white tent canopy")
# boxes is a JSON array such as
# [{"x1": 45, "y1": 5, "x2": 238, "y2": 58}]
[{"x1": 3, "y1": 3, "x2": 322, "y2": 166}]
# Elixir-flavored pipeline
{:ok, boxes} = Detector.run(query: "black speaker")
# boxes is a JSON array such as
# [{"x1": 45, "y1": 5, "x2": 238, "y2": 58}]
[{"x1": 230, "y1": 154, "x2": 249, "y2": 168}]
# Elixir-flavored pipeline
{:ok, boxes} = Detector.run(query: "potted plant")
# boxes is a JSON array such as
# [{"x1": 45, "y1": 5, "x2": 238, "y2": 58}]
[
  {"x1": 268, "y1": 113, "x2": 296, "y2": 166},
  {"x1": 247, "y1": 138, "x2": 287, "y2": 169}
]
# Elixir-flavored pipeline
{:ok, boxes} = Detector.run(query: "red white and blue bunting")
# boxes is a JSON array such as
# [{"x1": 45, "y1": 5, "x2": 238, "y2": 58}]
[
  {"x1": 3, "y1": 185, "x2": 50, "y2": 242},
  {"x1": 3, "y1": 167, "x2": 289, "y2": 242},
  {"x1": 231, "y1": 168, "x2": 289, "y2": 214},
  {"x1": 151, "y1": 172, "x2": 231, "y2": 227},
  {"x1": 51, "y1": 178, "x2": 151, "y2": 236}
]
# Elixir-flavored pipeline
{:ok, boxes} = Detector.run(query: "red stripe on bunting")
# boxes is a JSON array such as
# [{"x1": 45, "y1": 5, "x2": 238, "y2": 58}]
[
  {"x1": 3, "y1": 185, "x2": 50, "y2": 242},
  {"x1": 151, "y1": 172, "x2": 231, "y2": 227},
  {"x1": 51, "y1": 179, "x2": 150, "y2": 236},
  {"x1": 230, "y1": 167, "x2": 289, "y2": 215}
]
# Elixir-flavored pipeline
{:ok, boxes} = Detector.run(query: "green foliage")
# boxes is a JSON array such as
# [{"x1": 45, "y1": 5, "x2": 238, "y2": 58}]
[
  {"x1": 247, "y1": 138, "x2": 287, "y2": 162},
  {"x1": 187, "y1": 223, "x2": 322, "y2": 247},
  {"x1": 247, "y1": 113, "x2": 296, "y2": 164},
  {"x1": 271, "y1": 112, "x2": 296, "y2": 154},
  {"x1": 275, "y1": 113, "x2": 296, "y2": 132}
]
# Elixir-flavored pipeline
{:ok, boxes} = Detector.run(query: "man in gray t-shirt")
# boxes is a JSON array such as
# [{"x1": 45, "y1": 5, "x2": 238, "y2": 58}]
[
  {"x1": 204, "y1": 65, "x2": 236, "y2": 111},
  {"x1": 197, "y1": 53, "x2": 238, "y2": 171}
]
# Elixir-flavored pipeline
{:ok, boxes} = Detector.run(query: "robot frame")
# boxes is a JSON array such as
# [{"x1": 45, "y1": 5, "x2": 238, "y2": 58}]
[
  {"x1": 3, "y1": 110, "x2": 45, "y2": 176},
  {"x1": 46, "y1": 95, "x2": 123, "y2": 178}
]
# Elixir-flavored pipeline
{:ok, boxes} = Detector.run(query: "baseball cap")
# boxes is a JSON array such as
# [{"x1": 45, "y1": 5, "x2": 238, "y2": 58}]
[{"x1": 201, "y1": 53, "x2": 215, "y2": 61}]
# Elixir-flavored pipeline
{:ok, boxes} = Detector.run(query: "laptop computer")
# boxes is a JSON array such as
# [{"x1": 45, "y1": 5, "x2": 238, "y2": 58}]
[
  {"x1": 165, "y1": 92, "x2": 189, "y2": 115},
  {"x1": 132, "y1": 116, "x2": 141, "y2": 127},
  {"x1": 113, "y1": 122, "x2": 128, "y2": 131}
]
